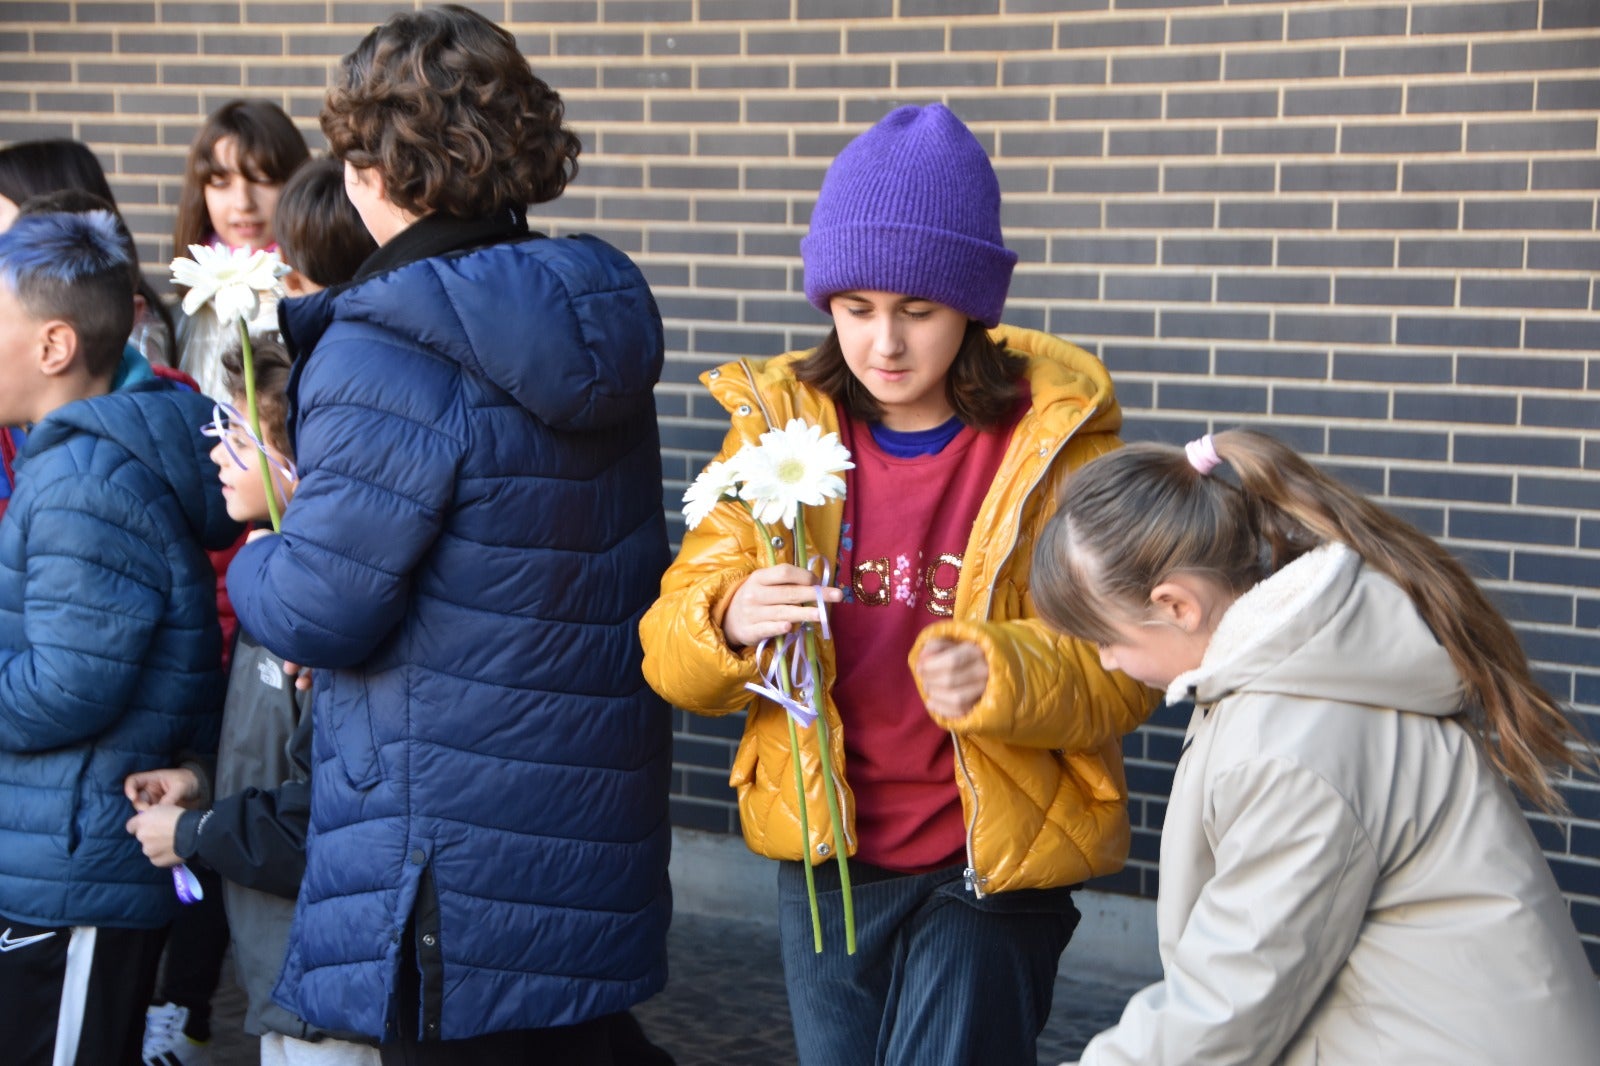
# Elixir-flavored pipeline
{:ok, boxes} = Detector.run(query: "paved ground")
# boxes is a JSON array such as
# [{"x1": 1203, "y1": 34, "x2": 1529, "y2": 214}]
[{"x1": 207, "y1": 911, "x2": 1141, "y2": 1065}]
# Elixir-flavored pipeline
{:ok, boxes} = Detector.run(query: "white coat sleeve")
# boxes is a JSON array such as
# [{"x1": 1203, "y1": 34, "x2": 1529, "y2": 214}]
[{"x1": 1078, "y1": 758, "x2": 1379, "y2": 1066}]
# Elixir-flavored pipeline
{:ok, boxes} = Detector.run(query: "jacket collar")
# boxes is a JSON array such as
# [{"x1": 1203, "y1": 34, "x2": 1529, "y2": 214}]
[{"x1": 353, "y1": 205, "x2": 530, "y2": 283}]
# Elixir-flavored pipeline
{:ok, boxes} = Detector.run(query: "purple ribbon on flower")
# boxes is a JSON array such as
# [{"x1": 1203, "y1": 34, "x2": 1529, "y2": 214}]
[
  {"x1": 742, "y1": 559, "x2": 835, "y2": 729},
  {"x1": 172, "y1": 863, "x2": 204, "y2": 904},
  {"x1": 201, "y1": 401, "x2": 297, "y2": 505}
]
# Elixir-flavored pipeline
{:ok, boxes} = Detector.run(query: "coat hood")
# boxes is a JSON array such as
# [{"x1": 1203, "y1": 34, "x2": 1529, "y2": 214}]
[
  {"x1": 280, "y1": 233, "x2": 664, "y2": 432},
  {"x1": 1169, "y1": 542, "x2": 1464, "y2": 717},
  {"x1": 21, "y1": 380, "x2": 238, "y2": 551}
]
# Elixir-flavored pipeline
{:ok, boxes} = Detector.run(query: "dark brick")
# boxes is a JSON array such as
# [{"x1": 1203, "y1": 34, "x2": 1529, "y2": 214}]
[
  {"x1": 1462, "y1": 277, "x2": 1589, "y2": 311},
  {"x1": 1545, "y1": 0, "x2": 1600, "y2": 28},
  {"x1": 1399, "y1": 238, "x2": 1522, "y2": 269},
  {"x1": 35, "y1": 31, "x2": 117, "y2": 52},
  {"x1": 1329, "y1": 427, "x2": 1448, "y2": 461},
  {"x1": 1533, "y1": 159, "x2": 1600, "y2": 190},
  {"x1": 1537, "y1": 78, "x2": 1600, "y2": 110},
  {"x1": 1225, "y1": 47, "x2": 1340, "y2": 81},
  {"x1": 1474, "y1": 36, "x2": 1600, "y2": 73},
  {"x1": 1278, "y1": 238, "x2": 1393, "y2": 268},
  {"x1": 1469, "y1": 120, "x2": 1597, "y2": 153},
  {"x1": 1336, "y1": 275, "x2": 1454, "y2": 308},
  {"x1": 797, "y1": 0, "x2": 891, "y2": 16},
  {"x1": 602, "y1": 131, "x2": 690, "y2": 156},
  {"x1": 1528, "y1": 239, "x2": 1600, "y2": 271},
  {"x1": 1223, "y1": 125, "x2": 1337, "y2": 155},
  {"x1": 848, "y1": 27, "x2": 944, "y2": 53},
  {"x1": 1393, "y1": 390, "x2": 1518, "y2": 425},
  {"x1": 1167, "y1": 89, "x2": 1278, "y2": 119},
  {"x1": 1216, "y1": 274, "x2": 1329, "y2": 304},
  {"x1": 1341, "y1": 122, "x2": 1461, "y2": 154},
  {"x1": 245, "y1": 65, "x2": 328, "y2": 88},
  {"x1": 1277, "y1": 312, "x2": 1392, "y2": 345},
  {"x1": 1524, "y1": 395, "x2": 1600, "y2": 429},
  {"x1": 748, "y1": 29, "x2": 840, "y2": 55},
  {"x1": 1391, "y1": 467, "x2": 1513, "y2": 505},
  {"x1": 1162, "y1": 309, "x2": 1270, "y2": 342},
  {"x1": 1165, "y1": 163, "x2": 1274, "y2": 193},
  {"x1": 1414, "y1": 1, "x2": 1538, "y2": 35},
  {"x1": 201, "y1": 33, "x2": 284, "y2": 56},
  {"x1": 743, "y1": 297, "x2": 822, "y2": 325},
  {"x1": 1454, "y1": 508, "x2": 1576, "y2": 547},
  {"x1": 843, "y1": 97, "x2": 932, "y2": 124},
  {"x1": 1457, "y1": 432, "x2": 1581, "y2": 468},
  {"x1": 1047, "y1": 306, "x2": 1155, "y2": 338},
  {"x1": 1052, "y1": 236, "x2": 1157, "y2": 265},
  {"x1": 79, "y1": 122, "x2": 161, "y2": 144},
  {"x1": 1159, "y1": 381, "x2": 1269, "y2": 411},
  {"x1": 1407, "y1": 80, "x2": 1535, "y2": 114},
  {"x1": 1332, "y1": 350, "x2": 1452, "y2": 384},
  {"x1": 995, "y1": 166, "x2": 1051, "y2": 194},
  {"x1": 1275, "y1": 385, "x2": 1389, "y2": 420},
  {"x1": 795, "y1": 63, "x2": 887, "y2": 89},
  {"x1": 697, "y1": 263, "x2": 788, "y2": 290},
  {"x1": 1108, "y1": 201, "x2": 1214, "y2": 229},
  {"x1": 699, "y1": 132, "x2": 789, "y2": 157},
  {"x1": 700, "y1": 0, "x2": 787, "y2": 17},
  {"x1": 1163, "y1": 237, "x2": 1272, "y2": 266},
  {"x1": 1277, "y1": 162, "x2": 1394, "y2": 193},
  {"x1": 902, "y1": 0, "x2": 996, "y2": 12},
  {"x1": 1402, "y1": 160, "x2": 1529, "y2": 193},
  {"x1": 79, "y1": 2, "x2": 155, "y2": 20},
  {"x1": 945, "y1": 96, "x2": 1052, "y2": 123},
  {"x1": 1001, "y1": 129, "x2": 1103, "y2": 157},
  {"x1": 0, "y1": 1, "x2": 70, "y2": 14},
  {"x1": 602, "y1": 63, "x2": 690, "y2": 90},
  {"x1": 1491, "y1": 589, "x2": 1575, "y2": 629},
  {"x1": 1003, "y1": 56, "x2": 1105, "y2": 86},
  {"x1": 693, "y1": 328, "x2": 789, "y2": 357},
  {"x1": 558, "y1": 33, "x2": 644, "y2": 56},
  {"x1": 1056, "y1": 17, "x2": 1164, "y2": 49},
  {"x1": 746, "y1": 166, "x2": 828, "y2": 192},
  {"x1": 950, "y1": 22, "x2": 1053, "y2": 51},
  {"x1": 1346, "y1": 43, "x2": 1467, "y2": 76},
  {"x1": 1104, "y1": 273, "x2": 1212, "y2": 303},
  {"x1": 1055, "y1": 91, "x2": 1162, "y2": 121},
  {"x1": 1339, "y1": 201, "x2": 1458, "y2": 231},
  {"x1": 1216, "y1": 346, "x2": 1328, "y2": 380},
  {"x1": 739, "y1": 232, "x2": 802, "y2": 258},
  {"x1": 1052, "y1": 165, "x2": 1159, "y2": 194},
  {"x1": 600, "y1": 196, "x2": 687, "y2": 222},
  {"x1": 746, "y1": 98, "x2": 838, "y2": 124},
  {"x1": 1465, "y1": 199, "x2": 1593, "y2": 231},
  {"x1": 1170, "y1": 11, "x2": 1282, "y2": 45},
  {"x1": 1285, "y1": 85, "x2": 1402, "y2": 117},
  {"x1": 1098, "y1": 344, "x2": 1209, "y2": 375},
  {"x1": 36, "y1": 90, "x2": 117, "y2": 114},
  {"x1": 1288, "y1": 4, "x2": 1406, "y2": 39},
  {"x1": 1459, "y1": 353, "x2": 1586, "y2": 389},
  {"x1": 642, "y1": 99, "x2": 728, "y2": 124},
  {"x1": 1001, "y1": 200, "x2": 1100, "y2": 229},
  {"x1": 1522, "y1": 474, "x2": 1600, "y2": 512},
  {"x1": 603, "y1": 0, "x2": 692, "y2": 18},
  {"x1": 650, "y1": 31, "x2": 740, "y2": 57},
  {"x1": 1113, "y1": 53, "x2": 1222, "y2": 84},
  {"x1": 1219, "y1": 200, "x2": 1333, "y2": 229},
  {"x1": 1398, "y1": 314, "x2": 1520, "y2": 350},
  {"x1": 1110, "y1": 128, "x2": 1217, "y2": 156}
]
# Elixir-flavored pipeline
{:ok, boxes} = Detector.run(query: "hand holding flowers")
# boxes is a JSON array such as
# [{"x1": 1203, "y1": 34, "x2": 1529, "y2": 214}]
[{"x1": 683, "y1": 418, "x2": 857, "y2": 953}]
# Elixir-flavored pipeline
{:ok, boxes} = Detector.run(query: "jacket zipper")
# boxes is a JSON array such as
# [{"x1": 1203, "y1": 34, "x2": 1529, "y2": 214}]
[
  {"x1": 733, "y1": 360, "x2": 855, "y2": 855},
  {"x1": 958, "y1": 403, "x2": 1098, "y2": 898}
]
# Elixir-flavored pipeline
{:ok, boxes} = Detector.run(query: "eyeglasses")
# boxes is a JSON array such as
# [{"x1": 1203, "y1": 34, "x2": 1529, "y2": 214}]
[{"x1": 201, "y1": 402, "x2": 298, "y2": 506}]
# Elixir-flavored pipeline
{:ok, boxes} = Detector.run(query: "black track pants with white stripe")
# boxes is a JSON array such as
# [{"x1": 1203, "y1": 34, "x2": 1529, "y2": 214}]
[{"x1": 0, "y1": 916, "x2": 165, "y2": 1066}]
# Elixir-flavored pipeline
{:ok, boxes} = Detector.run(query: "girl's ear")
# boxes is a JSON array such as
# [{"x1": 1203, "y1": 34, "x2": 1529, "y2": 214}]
[{"x1": 1148, "y1": 578, "x2": 1208, "y2": 633}]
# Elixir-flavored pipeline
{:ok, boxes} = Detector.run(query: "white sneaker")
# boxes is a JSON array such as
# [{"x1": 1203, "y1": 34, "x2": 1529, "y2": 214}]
[{"x1": 141, "y1": 1001, "x2": 213, "y2": 1066}]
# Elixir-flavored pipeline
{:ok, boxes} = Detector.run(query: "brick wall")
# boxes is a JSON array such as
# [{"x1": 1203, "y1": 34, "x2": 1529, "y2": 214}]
[{"x1": 3, "y1": 0, "x2": 1598, "y2": 965}]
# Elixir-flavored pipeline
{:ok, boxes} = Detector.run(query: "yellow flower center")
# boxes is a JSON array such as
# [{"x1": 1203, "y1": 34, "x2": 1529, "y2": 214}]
[{"x1": 776, "y1": 457, "x2": 807, "y2": 484}]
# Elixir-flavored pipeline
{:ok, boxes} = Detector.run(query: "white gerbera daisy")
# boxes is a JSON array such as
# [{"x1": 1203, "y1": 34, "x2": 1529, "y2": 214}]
[
  {"x1": 170, "y1": 243, "x2": 290, "y2": 324},
  {"x1": 682, "y1": 457, "x2": 744, "y2": 530},
  {"x1": 737, "y1": 419, "x2": 853, "y2": 530}
]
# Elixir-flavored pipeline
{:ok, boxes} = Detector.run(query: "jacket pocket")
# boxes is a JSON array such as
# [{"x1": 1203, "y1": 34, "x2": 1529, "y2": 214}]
[
  {"x1": 65, "y1": 749, "x2": 92, "y2": 856},
  {"x1": 326, "y1": 672, "x2": 383, "y2": 790}
]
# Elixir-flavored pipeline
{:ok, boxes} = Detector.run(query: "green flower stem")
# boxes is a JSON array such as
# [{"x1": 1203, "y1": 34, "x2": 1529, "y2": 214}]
[
  {"x1": 237, "y1": 318, "x2": 282, "y2": 532},
  {"x1": 755, "y1": 518, "x2": 822, "y2": 953},
  {"x1": 792, "y1": 514, "x2": 856, "y2": 955}
]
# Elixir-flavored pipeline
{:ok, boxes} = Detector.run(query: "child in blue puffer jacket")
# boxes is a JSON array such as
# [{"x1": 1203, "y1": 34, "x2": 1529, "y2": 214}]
[{"x1": 0, "y1": 212, "x2": 239, "y2": 1066}]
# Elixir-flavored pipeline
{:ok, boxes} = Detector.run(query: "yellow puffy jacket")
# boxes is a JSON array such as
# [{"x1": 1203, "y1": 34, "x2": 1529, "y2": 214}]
[{"x1": 640, "y1": 326, "x2": 1156, "y2": 895}]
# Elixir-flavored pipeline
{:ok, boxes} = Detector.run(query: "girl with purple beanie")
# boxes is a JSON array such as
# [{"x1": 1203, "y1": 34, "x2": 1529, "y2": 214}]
[{"x1": 641, "y1": 104, "x2": 1156, "y2": 1064}]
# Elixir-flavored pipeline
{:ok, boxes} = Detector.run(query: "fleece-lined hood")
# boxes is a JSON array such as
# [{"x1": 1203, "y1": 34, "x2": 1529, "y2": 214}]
[{"x1": 1168, "y1": 542, "x2": 1464, "y2": 718}]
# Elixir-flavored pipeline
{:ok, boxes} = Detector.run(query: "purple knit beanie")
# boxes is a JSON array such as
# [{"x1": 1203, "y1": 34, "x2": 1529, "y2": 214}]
[{"x1": 801, "y1": 103, "x2": 1016, "y2": 328}]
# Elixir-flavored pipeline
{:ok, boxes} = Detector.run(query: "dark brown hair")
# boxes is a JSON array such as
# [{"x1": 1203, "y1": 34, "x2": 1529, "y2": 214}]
[
  {"x1": 0, "y1": 139, "x2": 176, "y2": 363},
  {"x1": 1032, "y1": 429, "x2": 1594, "y2": 813},
  {"x1": 792, "y1": 319, "x2": 1027, "y2": 428},
  {"x1": 219, "y1": 334, "x2": 294, "y2": 454},
  {"x1": 321, "y1": 5, "x2": 581, "y2": 219},
  {"x1": 174, "y1": 99, "x2": 310, "y2": 253},
  {"x1": 274, "y1": 156, "x2": 377, "y2": 288}
]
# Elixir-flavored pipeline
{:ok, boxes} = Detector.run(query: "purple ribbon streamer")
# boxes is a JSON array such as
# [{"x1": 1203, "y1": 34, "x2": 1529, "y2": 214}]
[
  {"x1": 741, "y1": 556, "x2": 836, "y2": 729},
  {"x1": 172, "y1": 863, "x2": 204, "y2": 904},
  {"x1": 201, "y1": 401, "x2": 298, "y2": 506}
]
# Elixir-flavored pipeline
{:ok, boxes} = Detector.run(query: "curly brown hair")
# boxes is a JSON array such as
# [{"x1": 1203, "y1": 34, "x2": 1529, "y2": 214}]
[
  {"x1": 220, "y1": 334, "x2": 294, "y2": 454},
  {"x1": 321, "y1": 5, "x2": 580, "y2": 219}
]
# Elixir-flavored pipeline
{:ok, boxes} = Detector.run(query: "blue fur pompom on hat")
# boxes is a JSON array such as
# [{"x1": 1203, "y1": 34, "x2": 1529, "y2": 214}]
[{"x1": 800, "y1": 103, "x2": 1016, "y2": 328}]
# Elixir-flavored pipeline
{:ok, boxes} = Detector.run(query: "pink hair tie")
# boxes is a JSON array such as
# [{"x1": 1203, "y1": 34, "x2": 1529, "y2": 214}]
[{"x1": 1185, "y1": 434, "x2": 1222, "y2": 475}]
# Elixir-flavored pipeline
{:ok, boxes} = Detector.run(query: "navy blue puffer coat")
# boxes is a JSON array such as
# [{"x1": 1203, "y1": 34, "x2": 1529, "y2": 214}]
[
  {"x1": 228, "y1": 229, "x2": 673, "y2": 1041},
  {"x1": 0, "y1": 381, "x2": 236, "y2": 929}
]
